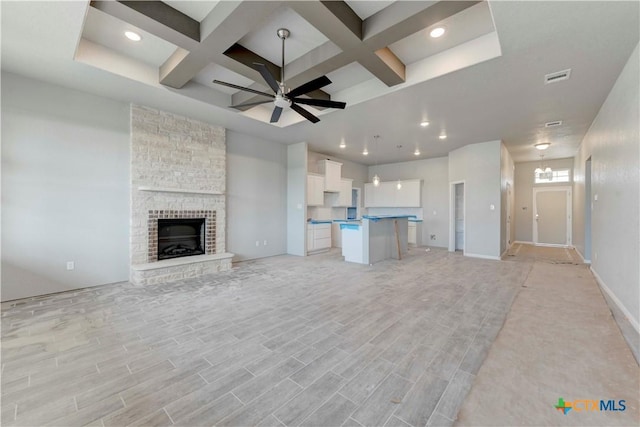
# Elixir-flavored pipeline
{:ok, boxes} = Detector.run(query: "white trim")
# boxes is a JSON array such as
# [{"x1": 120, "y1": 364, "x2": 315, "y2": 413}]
[
  {"x1": 591, "y1": 267, "x2": 640, "y2": 334},
  {"x1": 506, "y1": 181, "x2": 512, "y2": 249},
  {"x1": 464, "y1": 252, "x2": 501, "y2": 261},
  {"x1": 533, "y1": 186, "x2": 572, "y2": 245},
  {"x1": 575, "y1": 248, "x2": 591, "y2": 264},
  {"x1": 138, "y1": 186, "x2": 224, "y2": 195},
  {"x1": 449, "y1": 181, "x2": 466, "y2": 253},
  {"x1": 514, "y1": 240, "x2": 534, "y2": 245},
  {"x1": 533, "y1": 243, "x2": 571, "y2": 248}
]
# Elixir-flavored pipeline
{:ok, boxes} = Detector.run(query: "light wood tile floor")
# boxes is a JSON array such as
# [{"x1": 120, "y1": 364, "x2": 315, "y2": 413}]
[{"x1": 1, "y1": 248, "x2": 532, "y2": 426}]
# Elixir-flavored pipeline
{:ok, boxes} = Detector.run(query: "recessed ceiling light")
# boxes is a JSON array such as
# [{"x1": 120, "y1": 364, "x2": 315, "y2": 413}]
[
  {"x1": 535, "y1": 142, "x2": 551, "y2": 150},
  {"x1": 125, "y1": 31, "x2": 142, "y2": 42},
  {"x1": 414, "y1": 149, "x2": 421, "y2": 156},
  {"x1": 339, "y1": 141, "x2": 346, "y2": 149},
  {"x1": 362, "y1": 148, "x2": 369, "y2": 156},
  {"x1": 430, "y1": 27, "x2": 445, "y2": 38},
  {"x1": 420, "y1": 121, "x2": 429, "y2": 127},
  {"x1": 439, "y1": 134, "x2": 447, "y2": 140}
]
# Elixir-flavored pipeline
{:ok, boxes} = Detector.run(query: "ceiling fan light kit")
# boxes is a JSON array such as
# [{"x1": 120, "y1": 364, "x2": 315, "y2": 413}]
[{"x1": 212, "y1": 28, "x2": 346, "y2": 124}]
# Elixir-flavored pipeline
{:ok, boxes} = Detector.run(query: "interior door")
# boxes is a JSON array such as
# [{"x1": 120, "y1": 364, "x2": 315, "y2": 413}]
[
  {"x1": 506, "y1": 182, "x2": 512, "y2": 247},
  {"x1": 455, "y1": 183, "x2": 464, "y2": 251},
  {"x1": 535, "y1": 189, "x2": 569, "y2": 245}
]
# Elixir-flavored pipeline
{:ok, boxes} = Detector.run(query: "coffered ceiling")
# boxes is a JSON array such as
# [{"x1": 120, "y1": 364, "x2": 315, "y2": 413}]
[{"x1": 1, "y1": 1, "x2": 639, "y2": 164}]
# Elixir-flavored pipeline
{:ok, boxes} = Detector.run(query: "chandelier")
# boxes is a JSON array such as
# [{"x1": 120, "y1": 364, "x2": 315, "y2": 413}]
[{"x1": 535, "y1": 154, "x2": 553, "y2": 180}]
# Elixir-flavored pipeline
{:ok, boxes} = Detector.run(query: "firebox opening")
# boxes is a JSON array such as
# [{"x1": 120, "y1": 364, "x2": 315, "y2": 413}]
[{"x1": 157, "y1": 218, "x2": 205, "y2": 260}]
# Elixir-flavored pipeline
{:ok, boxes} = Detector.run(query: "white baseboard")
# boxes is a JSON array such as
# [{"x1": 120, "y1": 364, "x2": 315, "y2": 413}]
[
  {"x1": 464, "y1": 252, "x2": 501, "y2": 261},
  {"x1": 591, "y1": 267, "x2": 640, "y2": 334},
  {"x1": 574, "y1": 248, "x2": 591, "y2": 264},
  {"x1": 513, "y1": 240, "x2": 533, "y2": 245},
  {"x1": 534, "y1": 243, "x2": 571, "y2": 248}
]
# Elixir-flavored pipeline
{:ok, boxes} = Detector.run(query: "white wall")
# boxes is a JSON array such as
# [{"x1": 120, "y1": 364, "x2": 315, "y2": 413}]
[
  {"x1": 1, "y1": 72, "x2": 130, "y2": 301},
  {"x1": 368, "y1": 157, "x2": 449, "y2": 248},
  {"x1": 573, "y1": 43, "x2": 639, "y2": 337},
  {"x1": 227, "y1": 131, "x2": 287, "y2": 261},
  {"x1": 514, "y1": 158, "x2": 574, "y2": 242},
  {"x1": 449, "y1": 140, "x2": 502, "y2": 259},
  {"x1": 500, "y1": 143, "x2": 515, "y2": 254},
  {"x1": 287, "y1": 142, "x2": 308, "y2": 256}
]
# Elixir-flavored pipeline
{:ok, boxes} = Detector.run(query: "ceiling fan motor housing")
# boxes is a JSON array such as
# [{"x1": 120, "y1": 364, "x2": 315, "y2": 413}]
[{"x1": 274, "y1": 94, "x2": 291, "y2": 109}]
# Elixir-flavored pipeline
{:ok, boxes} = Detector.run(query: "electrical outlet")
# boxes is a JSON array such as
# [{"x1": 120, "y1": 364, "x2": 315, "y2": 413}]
[
  {"x1": 255, "y1": 240, "x2": 260, "y2": 247},
  {"x1": 430, "y1": 235, "x2": 436, "y2": 240},
  {"x1": 66, "y1": 261, "x2": 74, "y2": 270},
  {"x1": 263, "y1": 240, "x2": 268, "y2": 246}
]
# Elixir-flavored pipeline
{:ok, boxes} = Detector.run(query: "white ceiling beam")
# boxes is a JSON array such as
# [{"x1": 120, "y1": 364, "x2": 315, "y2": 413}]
[
  {"x1": 159, "y1": 1, "x2": 285, "y2": 88},
  {"x1": 90, "y1": 1, "x2": 200, "y2": 51},
  {"x1": 285, "y1": 1, "x2": 482, "y2": 88},
  {"x1": 289, "y1": 1, "x2": 407, "y2": 86}
]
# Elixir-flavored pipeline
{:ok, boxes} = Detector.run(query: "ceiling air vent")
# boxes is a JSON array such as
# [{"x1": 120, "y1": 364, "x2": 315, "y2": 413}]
[
  {"x1": 545, "y1": 120, "x2": 563, "y2": 127},
  {"x1": 544, "y1": 69, "x2": 571, "y2": 84}
]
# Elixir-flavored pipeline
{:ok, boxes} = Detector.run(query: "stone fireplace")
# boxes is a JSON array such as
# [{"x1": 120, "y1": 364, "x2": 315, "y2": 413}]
[{"x1": 130, "y1": 105, "x2": 232, "y2": 285}]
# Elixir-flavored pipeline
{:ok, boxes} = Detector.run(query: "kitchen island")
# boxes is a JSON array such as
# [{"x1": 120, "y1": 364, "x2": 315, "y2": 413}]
[{"x1": 339, "y1": 215, "x2": 410, "y2": 264}]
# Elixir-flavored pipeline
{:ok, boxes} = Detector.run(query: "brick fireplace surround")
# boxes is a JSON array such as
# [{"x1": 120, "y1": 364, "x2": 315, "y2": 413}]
[{"x1": 130, "y1": 105, "x2": 232, "y2": 285}]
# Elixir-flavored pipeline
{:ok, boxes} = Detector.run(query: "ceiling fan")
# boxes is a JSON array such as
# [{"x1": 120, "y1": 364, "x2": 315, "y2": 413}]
[{"x1": 213, "y1": 28, "x2": 346, "y2": 124}]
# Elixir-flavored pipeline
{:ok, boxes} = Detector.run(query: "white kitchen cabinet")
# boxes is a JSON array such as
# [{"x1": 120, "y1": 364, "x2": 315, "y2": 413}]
[
  {"x1": 307, "y1": 174, "x2": 325, "y2": 206},
  {"x1": 395, "y1": 180, "x2": 421, "y2": 207},
  {"x1": 307, "y1": 228, "x2": 314, "y2": 251},
  {"x1": 317, "y1": 160, "x2": 342, "y2": 192},
  {"x1": 364, "y1": 179, "x2": 421, "y2": 207},
  {"x1": 364, "y1": 183, "x2": 376, "y2": 208},
  {"x1": 331, "y1": 223, "x2": 342, "y2": 248},
  {"x1": 408, "y1": 221, "x2": 422, "y2": 246},
  {"x1": 332, "y1": 179, "x2": 353, "y2": 207},
  {"x1": 307, "y1": 223, "x2": 332, "y2": 253}
]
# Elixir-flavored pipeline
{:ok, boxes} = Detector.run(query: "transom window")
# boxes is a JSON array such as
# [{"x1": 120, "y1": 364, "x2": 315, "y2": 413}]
[{"x1": 535, "y1": 168, "x2": 571, "y2": 184}]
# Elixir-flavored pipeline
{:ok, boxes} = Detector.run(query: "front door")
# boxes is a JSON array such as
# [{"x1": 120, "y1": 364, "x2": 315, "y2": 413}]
[{"x1": 534, "y1": 187, "x2": 571, "y2": 246}]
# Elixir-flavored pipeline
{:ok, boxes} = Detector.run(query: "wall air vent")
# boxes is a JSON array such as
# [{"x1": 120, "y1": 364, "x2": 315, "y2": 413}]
[
  {"x1": 544, "y1": 69, "x2": 571, "y2": 84},
  {"x1": 545, "y1": 120, "x2": 563, "y2": 127}
]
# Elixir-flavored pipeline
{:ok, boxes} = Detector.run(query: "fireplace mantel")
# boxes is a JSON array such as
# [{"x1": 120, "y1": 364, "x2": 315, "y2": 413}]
[{"x1": 138, "y1": 186, "x2": 224, "y2": 196}]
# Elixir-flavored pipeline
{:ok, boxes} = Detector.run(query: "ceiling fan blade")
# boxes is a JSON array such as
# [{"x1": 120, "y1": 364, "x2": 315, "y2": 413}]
[
  {"x1": 212, "y1": 80, "x2": 275, "y2": 98},
  {"x1": 230, "y1": 99, "x2": 274, "y2": 109},
  {"x1": 270, "y1": 106, "x2": 283, "y2": 123},
  {"x1": 291, "y1": 97, "x2": 346, "y2": 109},
  {"x1": 253, "y1": 63, "x2": 280, "y2": 94},
  {"x1": 291, "y1": 103, "x2": 320, "y2": 123},
  {"x1": 288, "y1": 75, "x2": 332, "y2": 98}
]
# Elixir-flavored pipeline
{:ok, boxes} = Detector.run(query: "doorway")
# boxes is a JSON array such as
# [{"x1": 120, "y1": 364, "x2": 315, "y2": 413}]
[
  {"x1": 584, "y1": 157, "x2": 592, "y2": 262},
  {"x1": 533, "y1": 187, "x2": 572, "y2": 246},
  {"x1": 506, "y1": 182, "x2": 512, "y2": 248},
  {"x1": 449, "y1": 182, "x2": 465, "y2": 252}
]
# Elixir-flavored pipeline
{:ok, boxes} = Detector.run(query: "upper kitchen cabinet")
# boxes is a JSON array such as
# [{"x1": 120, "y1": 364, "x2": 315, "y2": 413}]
[
  {"x1": 364, "y1": 179, "x2": 421, "y2": 207},
  {"x1": 307, "y1": 174, "x2": 325, "y2": 206},
  {"x1": 331, "y1": 179, "x2": 353, "y2": 207},
  {"x1": 317, "y1": 160, "x2": 342, "y2": 192}
]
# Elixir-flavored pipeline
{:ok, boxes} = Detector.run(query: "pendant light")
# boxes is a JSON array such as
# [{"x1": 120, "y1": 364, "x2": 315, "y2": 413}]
[{"x1": 372, "y1": 135, "x2": 381, "y2": 187}]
